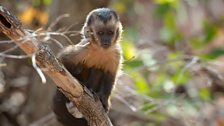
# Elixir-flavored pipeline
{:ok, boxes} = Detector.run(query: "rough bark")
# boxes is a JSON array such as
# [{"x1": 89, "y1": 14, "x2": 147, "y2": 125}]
[{"x1": 0, "y1": 5, "x2": 112, "y2": 126}]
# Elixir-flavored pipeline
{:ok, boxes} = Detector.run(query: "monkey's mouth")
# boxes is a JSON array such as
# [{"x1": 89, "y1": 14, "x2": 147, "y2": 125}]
[{"x1": 101, "y1": 43, "x2": 111, "y2": 49}]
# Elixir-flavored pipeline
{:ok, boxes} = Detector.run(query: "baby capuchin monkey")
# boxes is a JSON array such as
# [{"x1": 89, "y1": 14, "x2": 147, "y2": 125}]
[{"x1": 53, "y1": 8, "x2": 123, "y2": 126}]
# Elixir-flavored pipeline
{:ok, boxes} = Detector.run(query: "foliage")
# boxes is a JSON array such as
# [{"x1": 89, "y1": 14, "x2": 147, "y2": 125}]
[{"x1": 113, "y1": 0, "x2": 224, "y2": 125}]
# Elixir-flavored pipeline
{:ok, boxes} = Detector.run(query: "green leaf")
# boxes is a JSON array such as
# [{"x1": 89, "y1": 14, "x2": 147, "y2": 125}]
[
  {"x1": 171, "y1": 70, "x2": 190, "y2": 84},
  {"x1": 160, "y1": 12, "x2": 182, "y2": 44},
  {"x1": 155, "y1": 0, "x2": 178, "y2": 5},
  {"x1": 203, "y1": 20, "x2": 218, "y2": 43},
  {"x1": 141, "y1": 103, "x2": 157, "y2": 112},
  {"x1": 124, "y1": 59, "x2": 144, "y2": 69},
  {"x1": 44, "y1": 0, "x2": 52, "y2": 5},
  {"x1": 191, "y1": 21, "x2": 218, "y2": 48},
  {"x1": 207, "y1": 48, "x2": 224, "y2": 59},
  {"x1": 164, "y1": 12, "x2": 176, "y2": 28},
  {"x1": 154, "y1": 3, "x2": 171, "y2": 17},
  {"x1": 199, "y1": 88, "x2": 211, "y2": 101},
  {"x1": 121, "y1": 40, "x2": 136, "y2": 60},
  {"x1": 131, "y1": 72, "x2": 149, "y2": 94},
  {"x1": 190, "y1": 37, "x2": 204, "y2": 48}
]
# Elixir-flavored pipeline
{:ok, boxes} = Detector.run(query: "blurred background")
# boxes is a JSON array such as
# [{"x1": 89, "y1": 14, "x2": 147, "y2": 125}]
[{"x1": 1, "y1": 0, "x2": 224, "y2": 126}]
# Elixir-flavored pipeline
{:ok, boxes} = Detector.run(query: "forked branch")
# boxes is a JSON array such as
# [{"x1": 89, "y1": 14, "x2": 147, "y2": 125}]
[{"x1": 0, "y1": 5, "x2": 112, "y2": 126}]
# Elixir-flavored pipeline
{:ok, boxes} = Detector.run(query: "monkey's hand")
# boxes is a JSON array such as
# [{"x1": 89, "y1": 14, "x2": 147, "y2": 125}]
[
  {"x1": 99, "y1": 94, "x2": 110, "y2": 112},
  {"x1": 91, "y1": 92, "x2": 108, "y2": 112}
]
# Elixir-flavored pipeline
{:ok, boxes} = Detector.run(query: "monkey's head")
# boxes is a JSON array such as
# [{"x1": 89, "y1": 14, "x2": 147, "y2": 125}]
[{"x1": 82, "y1": 8, "x2": 122, "y2": 49}]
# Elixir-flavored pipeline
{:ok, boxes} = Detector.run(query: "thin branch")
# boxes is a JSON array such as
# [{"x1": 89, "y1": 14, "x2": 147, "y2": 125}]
[
  {"x1": 32, "y1": 54, "x2": 47, "y2": 84},
  {"x1": 0, "y1": 39, "x2": 15, "y2": 44},
  {"x1": 177, "y1": 56, "x2": 199, "y2": 83},
  {"x1": 47, "y1": 14, "x2": 70, "y2": 31},
  {"x1": 48, "y1": 38, "x2": 64, "y2": 49},
  {"x1": 31, "y1": 31, "x2": 75, "y2": 44},
  {"x1": 114, "y1": 95, "x2": 137, "y2": 112},
  {"x1": 0, "y1": 44, "x2": 19, "y2": 53},
  {"x1": 0, "y1": 53, "x2": 31, "y2": 59}
]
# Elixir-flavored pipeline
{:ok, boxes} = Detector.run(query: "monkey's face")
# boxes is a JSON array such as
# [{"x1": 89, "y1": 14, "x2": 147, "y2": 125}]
[
  {"x1": 92, "y1": 24, "x2": 118, "y2": 49},
  {"x1": 84, "y1": 8, "x2": 122, "y2": 49}
]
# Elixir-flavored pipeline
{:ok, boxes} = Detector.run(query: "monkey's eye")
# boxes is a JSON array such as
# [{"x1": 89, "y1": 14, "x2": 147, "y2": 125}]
[
  {"x1": 97, "y1": 31, "x2": 104, "y2": 35},
  {"x1": 107, "y1": 31, "x2": 114, "y2": 35}
]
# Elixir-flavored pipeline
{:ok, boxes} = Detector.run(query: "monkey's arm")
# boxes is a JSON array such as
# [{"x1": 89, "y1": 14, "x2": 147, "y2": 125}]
[
  {"x1": 53, "y1": 45, "x2": 90, "y2": 126},
  {"x1": 85, "y1": 68, "x2": 103, "y2": 90},
  {"x1": 58, "y1": 45, "x2": 87, "y2": 77},
  {"x1": 98, "y1": 71, "x2": 116, "y2": 112},
  {"x1": 58, "y1": 44, "x2": 87, "y2": 65}
]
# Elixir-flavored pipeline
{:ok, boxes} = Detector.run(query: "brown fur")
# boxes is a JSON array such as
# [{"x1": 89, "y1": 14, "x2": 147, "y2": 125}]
[
  {"x1": 54, "y1": 8, "x2": 123, "y2": 126},
  {"x1": 58, "y1": 39, "x2": 122, "y2": 75}
]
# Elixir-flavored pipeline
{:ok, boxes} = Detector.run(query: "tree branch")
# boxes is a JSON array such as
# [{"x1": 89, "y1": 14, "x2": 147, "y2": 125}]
[{"x1": 0, "y1": 5, "x2": 112, "y2": 126}]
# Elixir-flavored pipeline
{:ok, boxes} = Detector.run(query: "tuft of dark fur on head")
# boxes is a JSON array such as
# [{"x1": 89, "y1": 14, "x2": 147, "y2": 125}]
[{"x1": 86, "y1": 8, "x2": 118, "y2": 26}]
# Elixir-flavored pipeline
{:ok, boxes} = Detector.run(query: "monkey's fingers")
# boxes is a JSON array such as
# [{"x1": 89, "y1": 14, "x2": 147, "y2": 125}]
[{"x1": 99, "y1": 95, "x2": 109, "y2": 113}]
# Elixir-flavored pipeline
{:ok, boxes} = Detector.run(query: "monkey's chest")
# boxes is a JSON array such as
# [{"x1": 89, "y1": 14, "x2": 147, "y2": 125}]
[{"x1": 81, "y1": 48, "x2": 119, "y2": 74}]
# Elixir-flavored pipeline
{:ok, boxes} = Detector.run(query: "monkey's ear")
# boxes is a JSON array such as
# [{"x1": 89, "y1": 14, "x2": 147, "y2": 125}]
[{"x1": 82, "y1": 26, "x2": 90, "y2": 38}]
